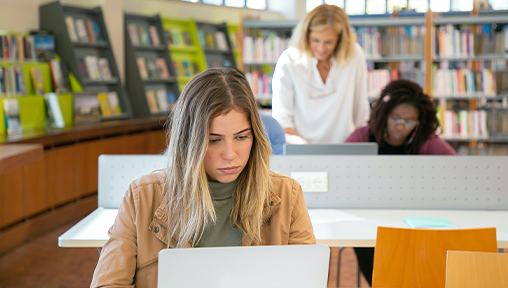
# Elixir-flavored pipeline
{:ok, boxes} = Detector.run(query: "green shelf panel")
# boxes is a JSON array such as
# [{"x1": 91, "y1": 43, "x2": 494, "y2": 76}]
[
  {"x1": 18, "y1": 96, "x2": 46, "y2": 131},
  {"x1": 170, "y1": 46, "x2": 198, "y2": 53},
  {"x1": 69, "y1": 73, "x2": 84, "y2": 92},
  {"x1": 227, "y1": 23, "x2": 240, "y2": 66},
  {"x1": 58, "y1": 93, "x2": 74, "y2": 127},
  {"x1": 0, "y1": 100, "x2": 5, "y2": 135},
  {"x1": 21, "y1": 62, "x2": 53, "y2": 95}
]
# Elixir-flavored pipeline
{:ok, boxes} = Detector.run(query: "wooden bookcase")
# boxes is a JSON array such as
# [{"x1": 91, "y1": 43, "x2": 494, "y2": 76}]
[{"x1": 124, "y1": 13, "x2": 180, "y2": 117}]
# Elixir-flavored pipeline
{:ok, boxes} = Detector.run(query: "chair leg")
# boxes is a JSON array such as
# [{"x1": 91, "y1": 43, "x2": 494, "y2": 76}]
[{"x1": 336, "y1": 247, "x2": 344, "y2": 288}]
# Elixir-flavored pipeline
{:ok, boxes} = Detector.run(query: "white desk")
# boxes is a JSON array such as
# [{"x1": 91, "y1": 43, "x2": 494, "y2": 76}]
[{"x1": 58, "y1": 208, "x2": 508, "y2": 248}]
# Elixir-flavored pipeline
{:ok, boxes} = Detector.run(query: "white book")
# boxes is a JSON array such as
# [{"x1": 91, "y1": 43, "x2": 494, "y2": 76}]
[
  {"x1": 75, "y1": 19, "x2": 90, "y2": 42},
  {"x1": 65, "y1": 16, "x2": 78, "y2": 42},
  {"x1": 84, "y1": 55, "x2": 101, "y2": 80},
  {"x1": 45, "y1": 93, "x2": 65, "y2": 128},
  {"x1": 214, "y1": 32, "x2": 228, "y2": 51},
  {"x1": 97, "y1": 58, "x2": 112, "y2": 80},
  {"x1": 3, "y1": 98, "x2": 22, "y2": 135},
  {"x1": 243, "y1": 36, "x2": 253, "y2": 63},
  {"x1": 155, "y1": 89, "x2": 169, "y2": 112}
]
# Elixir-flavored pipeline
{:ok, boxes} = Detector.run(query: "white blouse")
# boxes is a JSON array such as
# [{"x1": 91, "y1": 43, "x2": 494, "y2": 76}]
[{"x1": 272, "y1": 43, "x2": 370, "y2": 144}]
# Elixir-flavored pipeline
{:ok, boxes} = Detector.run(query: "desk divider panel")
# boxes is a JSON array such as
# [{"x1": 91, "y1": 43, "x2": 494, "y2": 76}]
[
  {"x1": 98, "y1": 155, "x2": 167, "y2": 208},
  {"x1": 270, "y1": 155, "x2": 508, "y2": 210}
]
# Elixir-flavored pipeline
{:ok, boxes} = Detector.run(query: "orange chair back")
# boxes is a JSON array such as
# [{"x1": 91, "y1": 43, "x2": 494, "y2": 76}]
[
  {"x1": 446, "y1": 251, "x2": 508, "y2": 288},
  {"x1": 372, "y1": 226, "x2": 497, "y2": 288}
]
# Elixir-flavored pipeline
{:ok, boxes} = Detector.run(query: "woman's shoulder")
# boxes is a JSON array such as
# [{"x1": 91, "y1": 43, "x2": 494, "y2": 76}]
[
  {"x1": 131, "y1": 170, "x2": 166, "y2": 189},
  {"x1": 269, "y1": 170, "x2": 300, "y2": 195},
  {"x1": 129, "y1": 170, "x2": 167, "y2": 203},
  {"x1": 345, "y1": 125, "x2": 370, "y2": 142}
]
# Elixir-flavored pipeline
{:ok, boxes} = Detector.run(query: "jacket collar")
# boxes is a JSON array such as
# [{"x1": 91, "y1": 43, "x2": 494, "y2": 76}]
[{"x1": 149, "y1": 190, "x2": 281, "y2": 248}]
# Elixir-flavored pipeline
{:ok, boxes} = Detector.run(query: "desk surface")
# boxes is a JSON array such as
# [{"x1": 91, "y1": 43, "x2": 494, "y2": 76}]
[{"x1": 58, "y1": 208, "x2": 508, "y2": 248}]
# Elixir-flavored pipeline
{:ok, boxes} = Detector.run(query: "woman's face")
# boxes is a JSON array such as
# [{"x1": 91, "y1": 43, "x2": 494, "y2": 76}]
[
  {"x1": 308, "y1": 27, "x2": 339, "y2": 62},
  {"x1": 386, "y1": 103, "x2": 419, "y2": 145},
  {"x1": 204, "y1": 108, "x2": 253, "y2": 183}
]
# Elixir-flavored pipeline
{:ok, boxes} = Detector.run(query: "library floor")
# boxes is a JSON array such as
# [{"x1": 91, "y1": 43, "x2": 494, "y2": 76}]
[{"x1": 0, "y1": 219, "x2": 369, "y2": 288}]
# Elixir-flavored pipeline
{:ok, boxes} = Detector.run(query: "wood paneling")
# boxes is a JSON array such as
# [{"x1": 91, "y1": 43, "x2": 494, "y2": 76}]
[
  {"x1": 0, "y1": 167, "x2": 25, "y2": 228},
  {"x1": 23, "y1": 157, "x2": 49, "y2": 217}
]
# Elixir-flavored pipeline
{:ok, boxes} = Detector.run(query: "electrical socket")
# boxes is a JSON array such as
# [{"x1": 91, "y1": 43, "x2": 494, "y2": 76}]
[{"x1": 290, "y1": 172, "x2": 328, "y2": 192}]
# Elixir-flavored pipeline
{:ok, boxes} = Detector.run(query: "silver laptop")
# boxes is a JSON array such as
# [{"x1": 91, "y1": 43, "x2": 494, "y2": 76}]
[
  {"x1": 158, "y1": 245, "x2": 330, "y2": 288},
  {"x1": 283, "y1": 143, "x2": 378, "y2": 155}
]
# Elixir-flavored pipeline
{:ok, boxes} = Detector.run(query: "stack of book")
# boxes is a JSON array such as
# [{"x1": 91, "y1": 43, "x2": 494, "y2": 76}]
[
  {"x1": 437, "y1": 98, "x2": 490, "y2": 139},
  {"x1": 166, "y1": 28, "x2": 193, "y2": 47},
  {"x1": 432, "y1": 68, "x2": 497, "y2": 97},
  {"x1": 245, "y1": 67, "x2": 273, "y2": 100},
  {"x1": 145, "y1": 89, "x2": 176, "y2": 114},
  {"x1": 0, "y1": 34, "x2": 54, "y2": 62},
  {"x1": 172, "y1": 60, "x2": 199, "y2": 78},
  {"x1": 354, "y1": 26, "x2": 425, "y2": 58},
  {"x1": 77, "y1": 56, "x2": 112, "y2": 81},
  {"x1": 197, "y1": 30, "x2": 228, "y2": 51},
  {"x1": 136, "y1": 57, "x2": 170, "y2": 80},
  {"x1": 0, "y1": 65, "x2": 27, "y2": 96}
]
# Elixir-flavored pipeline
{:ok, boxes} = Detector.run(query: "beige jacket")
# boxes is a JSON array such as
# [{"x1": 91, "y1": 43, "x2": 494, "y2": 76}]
[{"x1": 90, "y1": 170, "x2": 316, "y2": 288}]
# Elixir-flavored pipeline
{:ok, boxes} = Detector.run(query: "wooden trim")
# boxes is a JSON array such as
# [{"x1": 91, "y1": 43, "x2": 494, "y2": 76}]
[
  {"x1": 1, "y1": 116, "x2": 167, "y2": 147},
  {"x1": 0, "y1": 195, "x2": 97, "y2": 256},
  {"x1": 0, "y1": 144, "x2": 43, "y2": 174},
  {"x1": 424, "y1": 10, "x2": 433, "y2": 96}
]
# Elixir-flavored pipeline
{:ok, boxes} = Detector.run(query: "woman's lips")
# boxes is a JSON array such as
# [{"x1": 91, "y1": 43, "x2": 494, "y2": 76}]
[{"x1": 219, "y1": 166, "x2": 239, "y2": 174}]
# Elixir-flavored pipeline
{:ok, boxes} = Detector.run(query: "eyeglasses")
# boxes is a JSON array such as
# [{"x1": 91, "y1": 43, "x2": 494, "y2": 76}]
[{"x1": 388, "y1": 115, "x2": 419, "y2": 128}]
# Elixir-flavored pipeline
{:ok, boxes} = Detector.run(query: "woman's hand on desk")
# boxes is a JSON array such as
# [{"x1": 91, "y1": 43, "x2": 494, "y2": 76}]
[{"x1": 284, "y1": 128, "x2": 308, "y2": 144}]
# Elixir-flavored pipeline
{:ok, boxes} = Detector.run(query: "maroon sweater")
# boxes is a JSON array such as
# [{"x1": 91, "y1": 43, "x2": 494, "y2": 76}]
[{"x1": 345, "y1": 126, "x2": 457, "y2": 155}]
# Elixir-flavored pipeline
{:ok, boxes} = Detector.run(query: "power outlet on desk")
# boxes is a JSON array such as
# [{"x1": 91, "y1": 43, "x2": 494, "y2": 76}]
[{"x1": 290, "y1": 172, "x2": 328, "y2": 192}]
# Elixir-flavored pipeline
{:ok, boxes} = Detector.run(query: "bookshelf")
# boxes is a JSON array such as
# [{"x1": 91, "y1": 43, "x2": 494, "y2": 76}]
[
  {"x1": 242, "y1": 19, "x2": 293, "y2": 107},
  {"x1": 196, "y1": 21, "x2": 237, "y2": 70},
  {"x1": 124, "y1": 13, "x2": 179, "y2": 117},
  {"x1": 161, "y1": 18, "x2": 207, "y2": 91},
  {"x1": 39, "y1": 1, "x2": 131, "y2": 120}
]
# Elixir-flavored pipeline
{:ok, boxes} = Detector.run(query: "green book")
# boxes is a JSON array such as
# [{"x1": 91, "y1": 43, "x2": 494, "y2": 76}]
[{"x1": 404, "y1": 217, "x2": 457, "y2": 229}]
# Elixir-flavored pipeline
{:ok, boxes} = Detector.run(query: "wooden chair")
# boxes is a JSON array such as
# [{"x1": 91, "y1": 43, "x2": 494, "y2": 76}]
[
  {"x1": 446, "y1": 251, "x2": 508, "y2": 288},
  {"x1": 372, "y1": 226, "x2": 497, "y2": 288}
]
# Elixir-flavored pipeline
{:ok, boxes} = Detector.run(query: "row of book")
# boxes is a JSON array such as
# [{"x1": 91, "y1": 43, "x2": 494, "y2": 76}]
[
  {"x1": 243, "y1": 32, "x2": 290, "y2": 64},
  {"x1": 438, "y1": 108, "x2": 489, "y2": 139},
  {"x1": 433, "y1": 24, "x2": 508, "y2": 58},
  {"x1": 77, "y1": 55, "x2": 113, "y2": 81},
  {"x1": 173, "y1": 60, "x2": 200, "y2": 78},
  {"x1": 65, "y1": 16, "x2": 104, "y2": 43},
  {"x1": 198, "y1": 30, "x2": 229, "y2": 51},
  {"x1": 245, "y1": 69, "x2": 273, "y2": 100},
  {"x1": 166, "y1": 28, "x2": 193, "y2": 47},
  {"x1": 455, "y1": 143, "x2": 508, "y2": 155},
  {"x1": 0, "y1": 34, "x2": 55, "y2": 62},
  {"x1": 136, "y1": 57, "x2": 171, "y2": 80},
  {"x1": 145, "y1": 89, "x2": 176, "y2": 114},
  {"x1": 0, "y1": 60, "x2": 69, "y2": 96},
  {"x1": 128, "y1": 23, "x2": 162, "y2": 47},
  {"x1": 432, "y1": 68, "x2": 498, "y2": 97},
  {"x1": 354, "y1": 26, "x2": 425, "y2": 59}
]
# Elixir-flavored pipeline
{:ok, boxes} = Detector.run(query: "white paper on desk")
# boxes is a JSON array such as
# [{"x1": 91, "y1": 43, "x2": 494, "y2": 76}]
[{"x1": 308, "y1": 209, "x2": 366, "y2": 224}]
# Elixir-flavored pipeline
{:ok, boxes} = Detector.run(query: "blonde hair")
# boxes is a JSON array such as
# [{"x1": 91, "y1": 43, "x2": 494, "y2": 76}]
[
  {"x1": 165, "y1": 68, "x2": 272, "y2": 247},
  {"x1": 294, "y1": 4, "x2": 355, "y2": 65}
]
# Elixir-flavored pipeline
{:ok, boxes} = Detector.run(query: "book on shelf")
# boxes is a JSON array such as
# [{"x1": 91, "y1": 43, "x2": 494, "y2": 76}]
[
  {"x1": 65, "y1": 16, "x2": 78, "y2": 42},
  {"x1": 84, "y1": 55, "x2": 101, "y2": 80},
  {"x1": 137, "y1": 57, "x2": 149, "y2": 80},
  {"x1": 138, "y1": 25, "x2": 151, "y2": 46},
  {"x1": 146, "y1": 59, "x2": 159, "y2": 79},
  {"x1": 242, "y1": 30, "x2": 290, "y2": 63},
  {"x1": 181, "y1": 60, "x2": 191, "y2": 77},
  {"x1": 182, "y1": 31, "x2": 192, "y2": 46},
  {"x1": 191, "y1": 61, "x2": 200, "y2": 75},
  {"x1": 13, "y1": 64, "x2": 27, "y2": 95},
  {"x1": 205, "y1": 32, "x2": 216, "y2": 49},
  {"x1": 170, "y1": 28, "x2": 183, "y2": 46},
  {"x1": 75, "y1": 19, "x2": 90, "y2": 42},
  {"x1": 172, "y1": 61, "x2": 181, "y2": 77},
  {"x1": 128, "y1": 23, "x2": 141, "y2": 46},
  {"x1": 145, "y1": 90, "x2": 159, "y2": 113},
  {"x1": 166, "y1": 91, "x2": 176, "y2": 105},
  {"x1": 156, "y1": 89, "x2": 169, "y2": 112},
  {"x1": 97, "y1": 92, "x2": 112, "y2": 117},
  {"x1": 10, "y1": 35, "x2": 18, "y2": 61},
  {"x1": 106, "y1": 91, "x2": 122, "y2": 116},
  {"x1": 44, "y1": 92, "x2": 65, "y2": 129},
  {"x1": 86, "y1": 18, "x2": 104, "y2": 43},
  {"x1": 164, "y1": 29, "x2": 174, "y2": 46},
  {"x1": 77, "y1": 58, "x2": 88, "y2": 78},
  {"x1": 229, "y1": 31, "x2": 239, "y2": 50},
  {"x1": 214, "y1": 31, "x2": 228, "y2": 51},
  {"x1": 32, "y1": 34, "x2": 54, "y2": 62},
  {"x1": 147, "y1": 26, "x2": 161, "y2": 46},
  {"x1": 49, "y1": 59, "x2": 67, "y2": 93},
  {"x1": 155, "y1": 58, "x2": 170, "y2": 79},
  {"x1": 2, "y1": 98, "x2": 22, "y2": 135},
  {"x1": 73, "y1": 92, "x2": 101, "y2": 124},
  {"x1": 197, "y1": 30, "x2": 207, "y2": 48},
  {"x1": 30, "y1": 67, "x2": 45, "y2": 95},
  {"x1": 436, "y1": 98, "x2": 489, "y2": 139},
  {"x1": 97, "y1": 58, "x2": 112, "y2": 80}
]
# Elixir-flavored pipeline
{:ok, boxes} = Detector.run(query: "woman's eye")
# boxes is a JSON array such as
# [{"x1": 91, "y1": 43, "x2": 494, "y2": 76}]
[
  {"x1": 236, "y1": 136, "x2": 248, "y2": 141},
  {"x1": 209, "y1": 139, "x2": 220, "y2": 144}
]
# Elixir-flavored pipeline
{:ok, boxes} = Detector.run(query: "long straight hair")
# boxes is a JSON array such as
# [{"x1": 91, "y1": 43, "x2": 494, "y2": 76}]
[
  {"x1": 292, "y1": 4, "x2": 355, "y2": 65},
  {"x1": 165, "y1": 68, "x2": 272, "y2": 247}
]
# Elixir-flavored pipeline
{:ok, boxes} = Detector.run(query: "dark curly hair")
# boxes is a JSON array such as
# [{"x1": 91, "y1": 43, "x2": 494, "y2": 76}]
[{"x1": 368, "y1": 79, "x2": 440, "y2": 154}]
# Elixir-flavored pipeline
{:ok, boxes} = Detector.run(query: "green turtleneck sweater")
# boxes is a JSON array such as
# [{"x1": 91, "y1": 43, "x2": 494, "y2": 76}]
[{"x1": 195, "y1": 180, "x2": 242, "y2": 247}]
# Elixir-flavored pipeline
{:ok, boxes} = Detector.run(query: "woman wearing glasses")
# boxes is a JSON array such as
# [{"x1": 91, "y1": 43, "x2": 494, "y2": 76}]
[
  {"x1": 345, "y1": 79, "x2": 456, "y2": 286},
  {"x1": 271, "y1": 4, "x2": 369, "y2": 144}
]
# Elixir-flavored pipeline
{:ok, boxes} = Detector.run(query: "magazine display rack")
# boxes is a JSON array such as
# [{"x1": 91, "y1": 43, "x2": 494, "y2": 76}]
[
  {"x1": 195, "y1": 21, "x2": 237, "y2": 70},
  {"x1": 125, "y1": 13, "x2": 179, "y2": 117},
  {"x1": 161, "y1": 18, "x2": 207, "y2": 91},
  {"x1": 39, "y1": 1, "x2": 132, "y2": 120}
]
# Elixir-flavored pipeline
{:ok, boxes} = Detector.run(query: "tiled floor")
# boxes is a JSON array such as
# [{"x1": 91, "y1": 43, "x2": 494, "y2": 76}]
[{"x1": 0, "y1": 220, "x2": 368, "y2": 288}]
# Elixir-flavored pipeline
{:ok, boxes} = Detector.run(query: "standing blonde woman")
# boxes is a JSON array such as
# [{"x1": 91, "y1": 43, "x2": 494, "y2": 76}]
[
  {"x1": 90, "y1": 68, "x2": 316, "y2": 288},
  {"x1": 272, "y1": 4, "x2": 370, "y2": 144}
]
